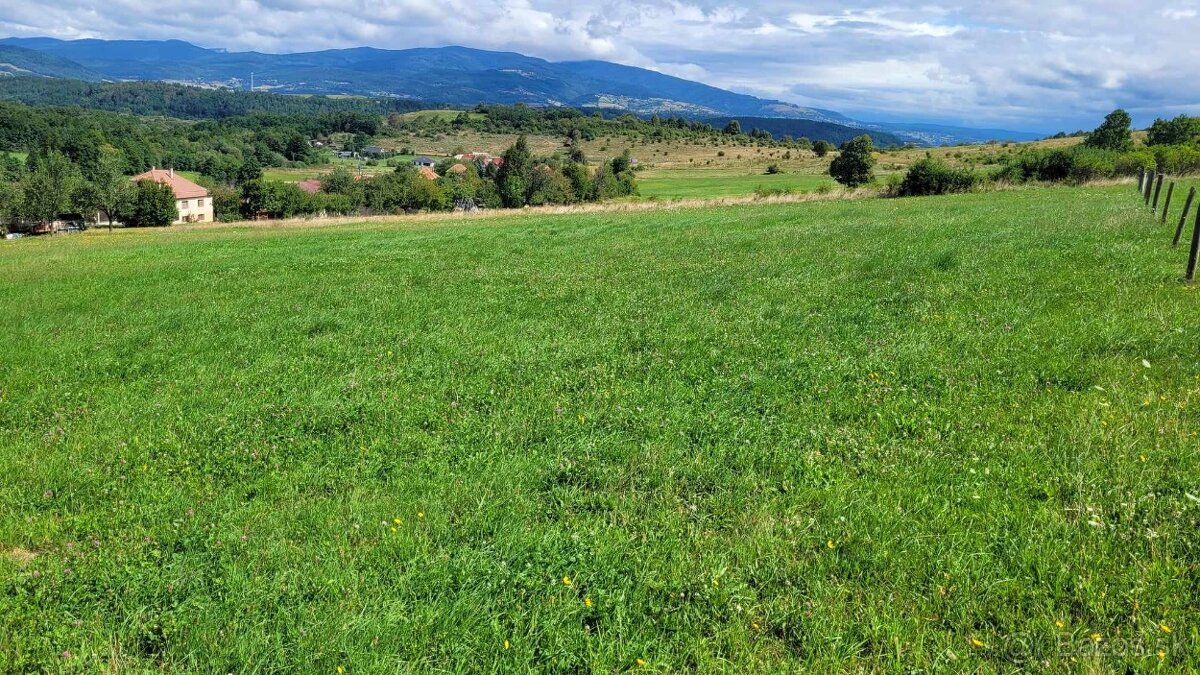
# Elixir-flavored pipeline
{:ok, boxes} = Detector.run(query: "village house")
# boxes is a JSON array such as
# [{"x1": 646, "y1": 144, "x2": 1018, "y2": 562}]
[
  {"x1": 362, "y1": 146, "x2": 388, "y2": 159},
  {"x1": 131, "y1": 169, "x2": 214, "y2": 224},
  {"x1": 413, "y1": 156, "x2": 437, "y2": 168}
]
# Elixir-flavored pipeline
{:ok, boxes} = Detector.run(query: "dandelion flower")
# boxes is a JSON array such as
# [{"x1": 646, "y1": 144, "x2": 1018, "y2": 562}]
[
  {"x1": 636, "y1": 658, "x2": 646, "y2": 667},
  {"x1": 751, "y1": 622, "x2": 761, "y2": 631},
  {"x1": 393, "y1": 517, "x2": 402, "y2": 524},
  {"x1": 1055, "y1": 620, "x2": 1064, "y2": 629},
  {"x1": 1160, "y1": 624, "x2": 1172, "y2": 634},
  {"x1": 1140, "y1": 455, "x2": 1148, "y2": 463},
  {"x1": 562, "y1": 576, "x2": 573, "y2": 586},
  {"x1": 970, "y1": 637, "x2": 986, "y2": 649},
  {"x1": 417, "y1": 512, "x2": 424, "y2": 519},
  {"x1": 1091, "y1": 633, "x2": 1102, "y2": 643},
  {"x1": 504, "y1": 640, "x2": 511, "y2": 650},
  {"x1": 1159, "y1": 650, "x2": 1167, "y2": 660},
  {"x1": 584, "y1": 596, "x2": 593, "y2": 608},
  {"x1": 337, "y1": 666, "x2": 344, "y2": 674},
  {"x1": 827, "y1": 540, "x2": 835, "y2": 549},
  {"x1": 389, "y1": 527, "x2": 397, "y2": 534}
]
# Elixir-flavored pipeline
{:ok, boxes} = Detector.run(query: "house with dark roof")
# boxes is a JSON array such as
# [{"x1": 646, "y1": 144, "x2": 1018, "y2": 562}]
[
  {"x1": 363, "y1": 146, "x2": 388, "y2": 159},
  {"x1": 131, "y1": 168, "x2": 213, "y2": 223},
  {"x1": 413, "y1": 156, "x2": 437, "y2": 168}
]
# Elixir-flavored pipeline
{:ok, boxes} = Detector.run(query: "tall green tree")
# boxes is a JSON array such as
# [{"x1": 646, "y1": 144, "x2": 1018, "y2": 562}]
[
  {"x1": 21, "y1": 150, "x2": 78, "y2": 225},
  {"x1": 125, "y1": 180, "x2": 178, "y2": 227},
  {"x1": 236, "y1": 157, "x2": 263, "y2": 186},
  {"x1": 1083, "y1": 109, "x2": 1134, "y2": 151},
  {"x1": 497, "y1": 135, "x2": 533, "y2": 208},
  {"x1": 0, "y1": 180, "x2": 16, "y2": 229},
  {"x1": 723, "y1": 120, "x2": 743, "y2": 135},
  {"x1": 90, "y1": 148, "x2": 131, "y2": 231},
  {"x1": 1146, "y1": 115, "x2": 1200, "y2": 146},
  {"x1": 829, "y1": 135, "x2": 876, "y2": 188}
]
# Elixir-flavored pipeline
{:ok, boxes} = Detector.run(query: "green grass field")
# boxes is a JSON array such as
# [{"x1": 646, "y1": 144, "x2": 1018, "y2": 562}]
[
  {"x1": 637, "y1": 168, "x2": 834, "y2": 199},
  {"x1": 2, "y1": 185, "x2": 1199, "y2": 672}
]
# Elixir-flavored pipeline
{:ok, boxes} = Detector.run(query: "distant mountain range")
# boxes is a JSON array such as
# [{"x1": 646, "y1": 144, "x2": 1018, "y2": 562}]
[
  {"x1": 0, "y1": 44, "x2": 103, "y2": 81},
  {"x1": 0, "y1": 37, "x2": 1041, "y2": 145}
]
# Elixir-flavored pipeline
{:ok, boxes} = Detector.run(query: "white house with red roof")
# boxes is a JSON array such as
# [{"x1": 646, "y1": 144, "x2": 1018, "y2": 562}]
[{"x1": 131, "y1": 168, "x2": 214, "y2": 224}]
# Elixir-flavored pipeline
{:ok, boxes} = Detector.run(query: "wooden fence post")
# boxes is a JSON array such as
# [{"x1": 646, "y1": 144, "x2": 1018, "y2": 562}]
[
  {"x1": 1187, "y1": 204, "x2": 1200, "y2": 282},
  {"x1": 1153, "y1": 174, "x2": 1164, "y2": 211},
  {"x1": 1161, "y1": 182, "x2": 1175, "y2": 224},
  {"x1": 1145, "y1": 170, "x2": 1156, "y2": 205},
  {"x1": 1174, "y1": 187, "x2": 1196, "y2": 248},
  {"x1": 1138, "y1": 169, "x2": 1146, "y2": 194}
]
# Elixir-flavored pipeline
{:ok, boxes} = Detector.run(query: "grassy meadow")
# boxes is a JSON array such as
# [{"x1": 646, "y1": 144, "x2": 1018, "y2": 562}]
[
  {"x1": 635, "y1": 169, "x2": 833, "y2": 200},
  {"x1": 2, "y1": 184, "x2": 1199, "y2": 672}
]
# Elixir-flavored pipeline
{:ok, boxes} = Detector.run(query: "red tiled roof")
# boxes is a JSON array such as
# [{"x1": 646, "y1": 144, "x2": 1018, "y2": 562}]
[
  {"x1": 130, "y1": 169, "x2": 209, "y2": 200},
  {"x1": 296, "y1": 179, "x2": 322, "y2": 194},
  {"x1": 419, "y1": 167, "x2": 440, "y2": 180},
  {"x1": 449, "y1": 163, "x2": 468, "y2": 174}
]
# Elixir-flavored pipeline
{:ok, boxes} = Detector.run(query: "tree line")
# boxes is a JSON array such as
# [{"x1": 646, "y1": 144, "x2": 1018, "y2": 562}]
[
  {"x1": 822, "y1": 110, "x2": 1200, "y2": 198},
  {"x1": 229, "y1": 136, "x2": 637, "y2": 221},
  {"x1": 0, "y1": 78, "x2": 430, "y2": 120}
]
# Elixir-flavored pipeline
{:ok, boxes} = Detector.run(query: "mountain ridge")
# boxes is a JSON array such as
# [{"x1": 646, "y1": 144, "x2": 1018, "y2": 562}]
[{"x1": 0, "y1": 36, "x2": 1041, "y2": 144}]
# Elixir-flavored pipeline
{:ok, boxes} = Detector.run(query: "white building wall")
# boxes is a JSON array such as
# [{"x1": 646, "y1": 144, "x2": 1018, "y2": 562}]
[{"x1": 175, "y1": 197, "x2": 215, "y2": 224}]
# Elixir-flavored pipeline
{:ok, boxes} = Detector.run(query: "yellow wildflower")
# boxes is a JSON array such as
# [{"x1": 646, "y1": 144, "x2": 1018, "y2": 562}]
[
  {"x1": 636, "y1": 658, "x2": 646, "y2": 667},
  {"x1": 970, "y1": 637, "x2": 986, "y2": 649},
  {"x1": 827, "y1": 540, "x2": 835, "y2": 550},
  {"x1": 751, "y1": 622, "x2": 761, "y2": 631},
  {"x1": 1140, "y1": 455, "x2": 1148, "y2": 463},
  {"x1": 393, "y1": 517, "x2": 402, "y2": 524},
  {"x1": 1091, "y1": 633, "x2": 1102, "y2": 643},
  {"x1": 504, "y1": 640, "x2": 511, "y2": 650},
  {"x1": 584, "y1": 596, "x2": 593, "y2": 608},
  {"x1": 562, "y1": 576, "x2": 573, "y2": 586},
  {"x1": 417, "y1": 512, "x2": 425, "y2": 519},
  {"x1": 1055, "y1": 620, "x2": 1064, "y2": 629},
  {"x1": 389, "y1": 527, "x2": 397, "y2": 534},
  {"x1": 1159, "y1": 650, "x2": 1167, "y2": 660},
  {"x1": 1160, "y1": 624, "x2": 1172, "y2": 634},
  {"x1": 337, "y1": 666, "x2": 344, "y2": 674}
]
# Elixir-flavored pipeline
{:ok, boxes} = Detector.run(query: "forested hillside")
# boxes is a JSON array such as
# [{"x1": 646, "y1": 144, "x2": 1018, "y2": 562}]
[{"x1": 0, "y1": 78, "x2": 432, "y2": 119}]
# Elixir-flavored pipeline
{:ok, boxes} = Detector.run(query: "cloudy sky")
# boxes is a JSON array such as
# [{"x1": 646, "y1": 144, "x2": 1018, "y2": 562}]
[{"x1": 2, "y1": 1, "x2": 1198, "y2": 132}]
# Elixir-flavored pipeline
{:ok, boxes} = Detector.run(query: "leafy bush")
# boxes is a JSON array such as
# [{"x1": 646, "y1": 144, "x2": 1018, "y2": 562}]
[
  {"x1": 1153, "y1": 145, "x2": 1200, "y2": 175},
  {"x1": 765, "y1": 164, "x2": 780, "y2": 175},
  {"x1": 897, "y1": 158, "x2": 979, "y2": 196},
  {"x1": 753, "y1": 185, "x2": 795, "y2": 198},
  {"x1": 1065, "y1": 148, "x2": 1119, "y2": 183},
  {"x1": 1115, "y1": 150, "x2": 1155, "y2": 175}
]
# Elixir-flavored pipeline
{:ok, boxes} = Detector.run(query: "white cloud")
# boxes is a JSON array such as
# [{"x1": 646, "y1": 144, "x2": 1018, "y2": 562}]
[{"x1": 0, "y1": 0, "x2": 1197, "y2": 130}]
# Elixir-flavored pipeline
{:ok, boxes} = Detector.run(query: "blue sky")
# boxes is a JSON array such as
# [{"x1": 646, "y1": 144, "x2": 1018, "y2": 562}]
[{"x1": 2, "y1": 1, "x2": 1198, "y2": 132}]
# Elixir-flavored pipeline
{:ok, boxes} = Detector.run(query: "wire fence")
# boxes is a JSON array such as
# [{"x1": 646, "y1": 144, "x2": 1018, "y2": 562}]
[{"x1": 1137, "y1": 168, "x2": 1200, "y2": 282}]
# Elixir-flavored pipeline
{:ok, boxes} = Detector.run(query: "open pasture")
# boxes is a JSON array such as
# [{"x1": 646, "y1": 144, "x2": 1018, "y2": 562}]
[{"x1": 2, "y1": 184, "x2": 1198, "y2": 672}]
